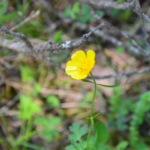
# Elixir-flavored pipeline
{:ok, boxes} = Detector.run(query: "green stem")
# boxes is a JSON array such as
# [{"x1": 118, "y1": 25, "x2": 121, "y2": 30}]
[
  {"x1": 87, "y1": 72, "x2": 97, "y2": 150},
  {"x1": 23, "y1": 118, "x2": 33, "y2": 150}
]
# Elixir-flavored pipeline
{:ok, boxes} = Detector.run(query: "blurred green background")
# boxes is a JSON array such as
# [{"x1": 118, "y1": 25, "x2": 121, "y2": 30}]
[{"x1": 0, "y1": 0, "x2": 150, "y2": 150}]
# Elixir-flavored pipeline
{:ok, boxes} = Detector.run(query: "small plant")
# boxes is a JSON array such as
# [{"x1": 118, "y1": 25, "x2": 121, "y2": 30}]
[
  {"x1": 65, "y1": 50, "x2": 117, "y2": 150},
  {"x1": 65, "y1": 121, "x2": 112, "y2": 150},
  {"x1": 129, "y1": 92, "x2": 150, "y2": 150},
  {"x1": 34, "y1": 115, "x2": 61, "y2": 142}
]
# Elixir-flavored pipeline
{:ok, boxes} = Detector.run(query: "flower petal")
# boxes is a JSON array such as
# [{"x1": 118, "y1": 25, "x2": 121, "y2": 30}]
[
  {"x1": 65, "y1": 61, "x2": 78, "y2": 75},
  {"x1": 71, "y1": 50, "x2": 86, "y2": 62},
  {"x1": 87, "y1": 50, "x2": 95, "y2": 61},
  {"x1": 71, "y1": 73, "x2": 88, "y2": 80}
]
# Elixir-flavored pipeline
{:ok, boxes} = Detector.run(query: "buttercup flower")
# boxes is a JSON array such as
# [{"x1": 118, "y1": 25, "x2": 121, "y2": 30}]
[{"x1": 65, "y1": 50, "x2": 95, "y2": 80}]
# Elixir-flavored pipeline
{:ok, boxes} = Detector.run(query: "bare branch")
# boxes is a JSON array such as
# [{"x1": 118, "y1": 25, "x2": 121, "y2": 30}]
[
  {"x1": 0, "y1": 23, "x2": 105, "y2": 53},
  {"x1": 0, "y1": 26, "x2": 33, "y2": 49},
  {"x1": 89, "y1": 4, "x2": 144, "y2": 53},
  {"x1": 73, "y1": 22, "x2": 150, "y2": 60},
  {"x1": 80, "y1": 0, "x2": 135, "y2": 10}
]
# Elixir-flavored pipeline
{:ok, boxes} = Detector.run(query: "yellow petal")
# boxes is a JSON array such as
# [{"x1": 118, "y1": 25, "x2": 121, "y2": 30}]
[
  {"x1": 71, "y1": 73, "x2": 88, "y2": 80},
  {"x1": 71, "y1": 50, "x2": 86, "y2": 62},
  {"x1": 66, "y1": 60, "x2": 77, "y2": 68},
  {"x1": 87, "y1": 50, "x2": 95, "y2": 61},
  {"x1": 65, "y1": 61, "x2": 78, "y2": 75},
  {"x1": 66, "y1": 69, "x2": 78, "y2": 75}
]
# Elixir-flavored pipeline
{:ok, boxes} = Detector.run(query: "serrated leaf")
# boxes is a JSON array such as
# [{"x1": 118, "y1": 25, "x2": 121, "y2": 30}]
[
  {"x1": 34, "y1": 116, "x2": 61, "y2": 142},
  {"x1": 69, "y1": 122, "x2": 88, "y2": 142},
  {"x1": 18, "y1": 95, "x2": 41, "y2": 120},
  {"x1": 65, "y1": 143, "x2": 83, "y2": 150}
]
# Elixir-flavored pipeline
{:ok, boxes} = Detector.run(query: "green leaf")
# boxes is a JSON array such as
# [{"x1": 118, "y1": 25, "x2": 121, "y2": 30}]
[
  {"x1": 65, "y1": 145, "x2": 77, "y2": 150},
  {"x1": 46, "y1": 95, "x2": 60, "y2": 108},
  {"x1": 80, "y1": 92, "x2": 92, "y2": 105},
  {"x1": 117, "y1": 0, "x2": 124, "y2": 3},
  {"x1": 95, "y1": 121, "x2": 110, "y2": 144},
  {"x1": 115, "y1": 141, "x2": 128, "y2": 150},
  {"x1": 78, "y1": 15, "x2": 94, "y2": 23},
  {"x1": 30, "y1": 20, "x2": 45, "y2": 28},
  {"x1": 20, "y1": 65, "x2": 36, "y2": 82},
  {"x1": 111, "y1": 9, "x2": 120, "y2": 16},
  {"x1": 20, "y1": 142, "x2": 48, "y2": 150},
  {"x1": 93, "y1": 143, "x2": 112, "y2": 150},
  {"x1": 116, "y1": 46, "x2": 124, "y2": 53},
  {"x1": 69, "y1": 122, "x2": 88, "y2": 142},
  {"x1": 54, "y1": 30, "x2": 63, "y2": 42},
  {"x1": 0, "y1": 11, "x2": 18, "y2": 21},
  {"x1": 65, "y1": 143, "x2": 83, "y2": 150},
  {"x1": 18, "y1": 95, "x2": 41, "y2": 120},
  {"x1": 82, "y1": 79, "x2": 118, "y2": 87},
  {"x1": 5, "y1": 35, "x2": 14, "y2": 39},
  {"x1": 72, "y1": 2, "x2": 80, "y2": 15},
  {"x1": 34, "y1": 116, "x2": 61, "y2": 142},
  {"x1": 133, "y1": 141, "x2": 149, "y2": 150},
  {"x1": 81, "y1": 4, "x2": 90, "y2": 15},
  {"x1": 14, "y1": 130, "x2": 37, "y2": 146},
  {"x1": 33, "y1": 83, "x2": 42, "y2": 96},
  {"x1": 126, "y1": 41, "x2": 132, "y2": 46},
  {"x1": 78, "y1": 3, "x2": 94, "y2": 23},
  {"x1": 93, "y1": 112, "x2": 101, "y2": 118},
  {"x1": 64, "y1": 7, "x2": 71, "y2": 17},
  {"x1": 63, "y1": 7, "x2": 76, "y2": 19},
  {"x1": 22, "y1": 0, "x2": 32, "y2": 15},
  {"x1": 130, "y1": 91, "x2": 150, "y2": 145},
  {"x1": 0, "y1": 0, "x2": 8, "y2": 16},
  {"x1": 121, "y1": 10, "x2": 132, "y2": 20},
  {"x1": 96, "y1": 11, "x2": 104, "y2": 17}
]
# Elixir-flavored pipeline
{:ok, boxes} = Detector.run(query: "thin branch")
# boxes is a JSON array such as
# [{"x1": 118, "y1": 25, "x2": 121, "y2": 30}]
[
  {"x1": 71, "y1": 23, "x2": 106, "y2": 48},
  {"x1": 0, "y1": 23, "x2": 105, "y2": 53},
  {"x1": 35, "y1": 0, "x2": 150, "y2": 60},
  {"x1": 0, "y1": 26, "x2": 33, "y2": 49},
  {"x1": 88, "y1": 4, "x2": 144, "y2": 53},
  {"x1": 10, "y1": 10, "x2": 40, "y2": 31},
  {"x1": 73, "y1": 22, "x2": 150, "y2": 60},
  {"x1": 80, "y1": 0, "x2": 135, "y2": 10},
  {"x1": 133, "y1": 0, "x2": 150, "y2": 48}
]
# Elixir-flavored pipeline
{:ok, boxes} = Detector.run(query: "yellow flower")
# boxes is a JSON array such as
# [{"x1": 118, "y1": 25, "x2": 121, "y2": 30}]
[{"x1": 65, "y1": 50, "x2": 95, "y2": 80}]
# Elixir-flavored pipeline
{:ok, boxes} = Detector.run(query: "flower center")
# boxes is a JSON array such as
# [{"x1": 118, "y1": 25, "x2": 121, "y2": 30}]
[{"x1": 77, "y1": 58, "x2": 92, "y2": 75}]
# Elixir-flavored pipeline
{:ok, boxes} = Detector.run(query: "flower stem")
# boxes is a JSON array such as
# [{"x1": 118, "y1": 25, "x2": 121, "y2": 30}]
[{"x1": 87, "y1": 72, "x2": 97, "y2": 150}]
